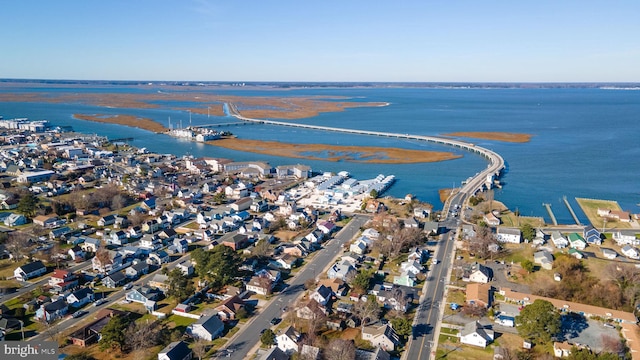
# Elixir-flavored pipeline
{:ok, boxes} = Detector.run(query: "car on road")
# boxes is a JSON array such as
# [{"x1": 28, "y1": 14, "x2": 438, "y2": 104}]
[
  {"x1": 123, "y1": 283, "x2": 133, "y2": 290},
  {"x1": 433, "y1": 259, "x2": 439, "y2": 264},
  {"x1": 270, "y1": 317, "x2": 280, "y2": 325},
  {"x1": 72, "y1": 310, "x2": 87, "y2": 318},
  {"x1": 93, "y1": 298, "x2": 108, "y2": 307},
  {"x1": 604, "y1": 323, "x2": 615, "y2": 329}
]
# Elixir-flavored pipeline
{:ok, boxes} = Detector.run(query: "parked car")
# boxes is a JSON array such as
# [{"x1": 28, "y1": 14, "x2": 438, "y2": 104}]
[
  {"x1": 270, "y1": 317, "x2": 280, "y2": 325},
  {"x1": 123, "y1": 283, "x2": 133, "y2": 290},
  {"x1": 72, "y1": 310, "x2": 87, "y2": 318},
  {"x1": 93, "y1": 298, "x2": 108, "y2": 307}
]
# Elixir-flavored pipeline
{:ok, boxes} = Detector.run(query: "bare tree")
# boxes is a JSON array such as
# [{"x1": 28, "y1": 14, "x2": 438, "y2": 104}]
[
  {"x1": 353, "y1": 295, "x2": 380, "y2": 328},
  {"x1": 467, "y1": 226, "x2": 498, "y2": 259},
  {"x1": 323, "y1": 338, "x2": 355, "y2": 360},
  {"x1": 462, "y1": 303, "x2": 488, "y2": 318},
  {"x1": 111, "y1": 194, "x2": 126, "y2": 211},
  {"x1": 192, "y1": 338, "x2": 209, "y2": 360},
  {"x1": 5, "y1": 231, "x2": 31, "y2": 262},
  {"x1": 42, "y1": 320, "x2": 64, "y2": 346},
  {"x1": 253, "y1": 239, "x2": 271, "y2": 259},
  {"x1": 601, "y1": 334, "x2": 625, "y2": 355}
]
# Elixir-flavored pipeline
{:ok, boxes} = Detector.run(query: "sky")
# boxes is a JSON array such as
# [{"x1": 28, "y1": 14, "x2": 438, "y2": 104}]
[{"x1": 1, "y1": 0, "x2": 639, "y2": 82}]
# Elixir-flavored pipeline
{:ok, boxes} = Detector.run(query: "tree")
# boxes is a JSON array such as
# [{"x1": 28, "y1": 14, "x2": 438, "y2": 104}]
[
  {"x1": 192, "y1": 338, "x2": 209, "y2": 360},
  {"x1": 17, "y1": 192, "x2": 39, "y2": 218},
  {"x1": 516, "y1": 299, "x2": 561, "y2": 344},
  {"x1": 369, "y1": 189, "x2": 379, "y2": 199},
  {"x1": 125, "y1": 320, "x2": 163, "y2": 354},
  {"x1": 520, "y1": 223, "x2": 535, "y2": 242},
  {"x1": 462, "y1": 303, "x2": 488, "y2": 318},
  {"x1": 521, "y1": 259, "x2": 535, "y2": 273},
  {"x1": 352, "y1": 270, "x2": 373, "y2": 293},
  {"x1": 353, "y1": 295, "x2": 380, "y2": 328},
  {"x1": 166, "y1": 268, "x2": 194, "y2": 301},
  {"x1": 260, "y1": 328, "x2": 275, "y2": 346},
  {"x1": 391, "y1": 317, "x2": 412, "y2": 342},
  {"x1": 99, "y1": 315, "x2": 131, "y2": 351},
  {"x1": 5, "y1": 231, "x2": 31, "y2": 262},
  {"x1": 600, "y1": 334, "x2": 625, "y2": 355},
  {"x1": 324, "y1": 338, "x2": 356, "y2": 360},
  {"x1": 467, "y1": 226, "x2": 499, "y2": 259},
  {"x1": 191, "y1": 246, "x2": 242, "y2": 290}
]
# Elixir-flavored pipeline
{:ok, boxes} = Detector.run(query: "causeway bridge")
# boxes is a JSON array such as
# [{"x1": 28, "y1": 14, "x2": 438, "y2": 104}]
[{"x1": 227, "y1": 103, "x2": 505, "y2": 196}]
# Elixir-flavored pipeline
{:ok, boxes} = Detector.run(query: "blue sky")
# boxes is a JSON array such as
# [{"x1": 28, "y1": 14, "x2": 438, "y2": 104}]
[{"x1": 1, "y1": 0, "x2": 639, "y2": 82}]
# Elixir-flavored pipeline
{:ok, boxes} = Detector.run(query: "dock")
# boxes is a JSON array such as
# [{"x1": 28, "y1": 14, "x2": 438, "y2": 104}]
[
  {"x1": 563, "y1": 196, "x2": 581, "y2": 225},
  {"x1": 543, "y1": 203, "x2": 558, "y2": 225}
]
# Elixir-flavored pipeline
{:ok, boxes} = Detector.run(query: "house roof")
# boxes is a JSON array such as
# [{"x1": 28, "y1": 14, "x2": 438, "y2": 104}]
[
  {"x1": 159, "y1": 341, "x2": 192, "y2": 360},
  {"x1": 258, "y1": 346, "x2": 288, "y2": 360},
  {"x1": 20, "y1": 260, "x2": 46, "y2": 274},
  {"x1": 466, "y1": 283, "x2": 491, "y2": 305},
  {"x1": 105, "y1": 271, "x2": 125, "y2": 283},
  {"x1": 193, "y1": 314, "x2": 224, "y2": 335},
  {"x1": 315, "y1": 285, "x2": 333, "y2": 300},
  {"x1": 461, "y1": 320, "x2": 493, "y2": 340}
]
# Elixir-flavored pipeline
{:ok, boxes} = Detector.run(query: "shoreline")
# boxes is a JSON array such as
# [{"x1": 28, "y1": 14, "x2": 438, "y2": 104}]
[
  {"x1": 72, "y1": 114, "x2": 168, "y2": 133},
  {"x1": 443, "y1": 131, "x2": 532, "y2": 143}
]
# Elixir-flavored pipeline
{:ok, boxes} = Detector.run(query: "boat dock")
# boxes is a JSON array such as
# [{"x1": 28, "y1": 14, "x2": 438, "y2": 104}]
[
  {"x1": 563, "y1": 196, "x2": 581, "y2": 225},
  {"x1": 543, "y1": 203, "x2": 558, "y2": 225}
]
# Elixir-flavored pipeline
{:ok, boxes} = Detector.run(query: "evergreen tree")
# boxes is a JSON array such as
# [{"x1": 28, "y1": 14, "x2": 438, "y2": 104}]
[{"x1": 516, "y1": 300, "x2": 561, "y2": 344}]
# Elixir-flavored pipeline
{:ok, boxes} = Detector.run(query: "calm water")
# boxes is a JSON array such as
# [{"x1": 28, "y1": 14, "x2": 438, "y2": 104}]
[{"x1": 1, "y1": 85, "x2": 639, "y2": 224}]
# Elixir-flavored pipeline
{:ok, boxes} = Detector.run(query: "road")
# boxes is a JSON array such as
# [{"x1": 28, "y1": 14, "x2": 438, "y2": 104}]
[
  {"x1": 220, "y1": 214, "x2": 369, "y2": 360},
  {"x1": 405, "y1": 191, "x2": 466, "y2": 360}
]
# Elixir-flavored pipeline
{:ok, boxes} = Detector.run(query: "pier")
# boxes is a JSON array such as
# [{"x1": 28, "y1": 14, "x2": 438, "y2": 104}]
[
  {"x1": 543, "y1": 203, "x2": 558, "y2": 225},
  {"x1": 227, "y1": 103, "x2": 506, "y2": 197},
  {"x1": 563, "y1": 196, "x2": 581, "y2": 225}
]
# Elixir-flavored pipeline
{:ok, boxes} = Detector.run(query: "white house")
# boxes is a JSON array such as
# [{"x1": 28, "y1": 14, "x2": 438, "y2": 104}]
[
  {"x1": 568, "y1": 233, "x2": 587, "y2": 250},
  {"x1": 533, "y1": 251, "x2": 554, "y2": 270},
  {"x1": 496, "y1": 227, "x2": 522, "y2": 244},
  {"x1": 551, "y1": 231, "x2": 569, "y2": 248},
  {"x1": 158, "y1": 341, "x2": 192, "y2": 360},
  {"x1": 621, "y1": 245, "x2": 639, "y2": 260},
  {"x1": 460, "y1": 321, "x2": 494, "y2": 348},
  {"x1": 613, "y1": 231, "x2": 639, "y2": 246},
  {"x1": 186, "y1": 314, "x2": 224, "y2": 341},
  {"x1": 601, "y1": 248, "x2": 617, "y2": 260},
  {"x1": 350, "y1": 240, "x2": 368, "y2": 255},
  {"x1": 361, "y1": 324, "x2": 400, "y2": 351},
  {"x1": 276, "y1": 326, "x2": 302, "y2": 355},
  {"x1": 14, "y1": 260, "x2": 47, "y2": 281}
]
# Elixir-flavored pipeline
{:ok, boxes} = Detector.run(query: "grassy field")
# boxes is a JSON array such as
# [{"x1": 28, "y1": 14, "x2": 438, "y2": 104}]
[{"x1": 576, "y1": 198, "x2": 633, "y2": 229}]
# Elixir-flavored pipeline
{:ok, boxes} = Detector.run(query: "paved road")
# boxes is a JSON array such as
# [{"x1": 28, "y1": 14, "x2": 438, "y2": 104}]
[
  {"x1": 220, "y1": 214, "x2": 369, "y2": 360},
  {"x1": 405, "y1": 191, "x2": 466, "y2": 360}
]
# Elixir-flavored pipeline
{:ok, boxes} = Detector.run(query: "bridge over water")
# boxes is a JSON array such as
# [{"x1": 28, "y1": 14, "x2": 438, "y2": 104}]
[{"x1": 226, "y1": 103, "x2": 505, "y2": 197}]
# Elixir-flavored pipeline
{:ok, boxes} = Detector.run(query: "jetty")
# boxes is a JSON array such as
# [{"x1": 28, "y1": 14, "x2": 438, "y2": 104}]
[
  {"x1": 227, "y1": 103, "x2": 506, "y2": 197},
  {"x1": 563, "y1": 196, "x2": 581, "y2": 225},
  {"x1": 543, "y1": 203, "x2": 558, "y2": 225}
]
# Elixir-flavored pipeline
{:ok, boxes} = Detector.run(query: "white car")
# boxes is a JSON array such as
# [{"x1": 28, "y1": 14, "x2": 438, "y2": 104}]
[{"x1": 123, "y1": 283, "x2": 133, "y2": 290}]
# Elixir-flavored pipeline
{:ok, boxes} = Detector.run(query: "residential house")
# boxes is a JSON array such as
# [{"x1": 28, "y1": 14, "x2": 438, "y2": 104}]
[
  {"x1": 305, "y1": 229, "x2": 325, "y2": 244},
  {"x1": 68, "y1": 246, "x2": 85, "y2": 261},
  {"x1": 276, "y1": 326, "x2": 302, "y2": 355},
  {"x1": 407, "y1": 247, "x2": 427, "y2": 263},
  {"x1": 220, "y1": 233, "x2": 250, "y2": 251},
  {"x1": 317, "y1": 278, "x2": 349, "y2": 297},
  {"x1": 68, "y1": 309, "x2": 127, "y2": 347},
  {"x1": 568, "y1": 248, "x2": 584, "y2": 259},
  {"x1": 147, "y1": 250, "x2": 170, "y2": 265},
  {"x1": 400, "y1": 260, "x2": 424, "y2": 276},
  {"x1": 92, "y1": 250, "x2": 128, "y2": 274},
  {"x1": 311, "y1": 285, "x2": 334, "y2": 306},
  {"x1": 466, "y1": 283, "x2": 492, "y2": 308},
  {"x1": 568, "y1": 233, "x2": 587, "y2": 250},
  {"x1": 4, "y1": 213, "x2": 26, "y2": 227},
  {"x1": 126, "y1": 286, "x2": 161, "y2": 306},
  {"x1": 97, "y1": 214, "x2": 116, "y2": 227},
  {"x1": 533, "y1": 251, "x2": 554, "y2": 270},
  {"x1": 393, "y1": 273, "x2": 416, "y2": 287},
  {"x1": 125, "y1": 261, "x2": 150, "y2": 279},
  {"x1": 35, "y1": 298, "x2": 69, "y2": 323},
  {"x1": 601, "y1": 248, "x2": 617, "y2": 260},
  {"x1": 246, "y1": 276, "x2": 273, "y2": 295},
  {"x1": 108, "y1": 230, "x2": 128, "y2": 245},
  {"x1": 296, "y1": 299, "x2": 329, "y2": 320},
  {"x1": 553, "y1": 341, "x2": 574, "y2": 358},
  {"x1": 361, "y1": 323, "x2": 400, "y2": 351},
  {"x1": 259, "y1": 347, "x2": 288, "y2": 360},
  {"x1": 317, "y1": 221, "x2": 336, "y2": 235},
  {"x1": 424, "y1": 221, "x2": 440, "y2": 236},
  {"x1": 148, "y1": 274, "x2": 169, "y2": 293},
  {"x1": 355, "y1": 348, "x2": 391, "y2": 360},
  {"x1": 496, "y1": 227, "x2": 522, "y2": 244},
  {"x1": 176, "y1": 260, "x2": 194, "y2": 276},
  {"x1": 81, "y1": 238, "x2": 101, "y2": 253},
  {"x1": 621, "y1": 245, "x2": 639, "y2": 260},
  {"x1": 14, "y1": 260, "x2": 47, "y2": 281},
  {"x1": 33, "y1": 215, "x2": 59, "y2": 228},
  {"x1": 613, "y1": 231, "x2": 639, "y2": 246},
  {"x1": 102, "y1": 272, "x2": 126, "y2": 288},
  {"x1": 483, "y1": 213, "x2": 500, "y2": 227},
  {"x1": 215, "y1": 295, "x2": 245, "y2": 321},
  {"x1": 551, "y1": 231, "x2": 569, "y2": 248},
  {"x1": 158, "y1": 341, "x2": 192, "y2": 360},
  {"x1": 463, "y1": 262, "x2": 491, "y2": 283},
  {"x1": 460, "y1": 321, "x2": 494, "y2": 348},
  {"x1": 583, "y1": 226, "x2": 602, "y2": 246},
  {"x1": 186, "y1": 314, "x2": 224, "y2": 341},
  {"x1": 327, "y1": 260, "x2": 356, "y2": 281},
  {"x1": 66, "y1": 287, "x2": 94, "y2": 308},
  {"x1": 404, "y1": 217, "x2": 419, "y2": 229},
  {"x1": 350, "y1": 239, "x2": 368, "y2": 255},
  {"x1": 276, "y1": 254, "x2": 298, "y2": 270},
  {"x1": 48, "y1": 269, "x2": 78, "y2": 293}
]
